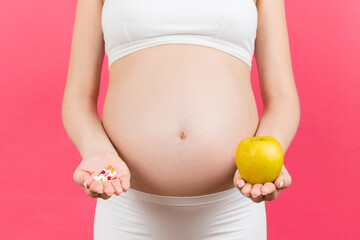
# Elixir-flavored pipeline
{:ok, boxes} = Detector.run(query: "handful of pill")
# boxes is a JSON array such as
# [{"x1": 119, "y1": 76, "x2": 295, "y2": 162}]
[{"x1": 93, "y1": 165, "x2": 117, "y2": 182}]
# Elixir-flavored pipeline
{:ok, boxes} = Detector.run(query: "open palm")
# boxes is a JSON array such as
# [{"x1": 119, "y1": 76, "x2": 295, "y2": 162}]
[
  {"x1": 73, "y1": 153, "x2": 131, "y2": 200},
  {"x1": 233, "y1": 164, "x2": 292, "y2": 203}
]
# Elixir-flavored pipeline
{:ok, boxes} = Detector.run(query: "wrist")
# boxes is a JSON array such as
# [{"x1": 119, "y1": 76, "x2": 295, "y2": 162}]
[{"x1": 81, "y1": 151, "x2": 120, "y2": 160}]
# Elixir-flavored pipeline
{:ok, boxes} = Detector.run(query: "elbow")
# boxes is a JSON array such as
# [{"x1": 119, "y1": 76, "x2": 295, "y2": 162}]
[
  {"x1": 61, "y1": 96, "x2": 72, "y2": 132},
  {"x1": 61, "y1": 94, "x2": 97, "y2": 124},
  {"x1": 61, "y1": 94, "x2": 72, "y2": 120},
  {"x1": 289, "y1": 95, "x2": 301, "y2": 128}
]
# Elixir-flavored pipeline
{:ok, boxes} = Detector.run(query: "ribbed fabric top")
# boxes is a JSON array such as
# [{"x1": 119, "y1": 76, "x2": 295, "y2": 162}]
[{"x1": 101, "y1": 0, "x2": 258, "y2": 70}]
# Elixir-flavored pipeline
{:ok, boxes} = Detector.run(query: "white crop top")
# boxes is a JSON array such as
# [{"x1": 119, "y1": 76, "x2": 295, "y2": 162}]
[{"x1": 101, "y1": 0, "x2": 258, "y2": 70}]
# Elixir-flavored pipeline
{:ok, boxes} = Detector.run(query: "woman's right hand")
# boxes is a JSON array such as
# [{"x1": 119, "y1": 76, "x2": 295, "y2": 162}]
[{"x1": 73, "y1": 153, "x2": 131, "y2": 200}]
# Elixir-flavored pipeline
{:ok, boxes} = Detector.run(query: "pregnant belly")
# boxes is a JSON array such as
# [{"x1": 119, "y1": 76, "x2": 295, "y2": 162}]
[{"x1": 102, "y1": 44, "x2": 259, "y2": 196}]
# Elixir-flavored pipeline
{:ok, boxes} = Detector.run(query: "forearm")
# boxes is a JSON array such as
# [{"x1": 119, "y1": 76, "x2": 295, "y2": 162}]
[
  {"x1": 62, "y1": 97, "x2": 118, "y2": 159},
  {"x1": 254, "y1": 95, "x2": 300, "y2": 155}
]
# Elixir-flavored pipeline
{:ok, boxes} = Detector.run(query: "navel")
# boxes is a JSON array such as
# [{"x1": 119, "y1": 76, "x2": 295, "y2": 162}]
[{"x1": 179, "y1": 130, "x2": 187, "y2": 140}]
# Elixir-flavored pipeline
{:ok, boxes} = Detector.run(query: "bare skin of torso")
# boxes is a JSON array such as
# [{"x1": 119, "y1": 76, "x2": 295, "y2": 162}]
[{"x1": 102, "y1": 43, "x2": 259, "y2": 197}]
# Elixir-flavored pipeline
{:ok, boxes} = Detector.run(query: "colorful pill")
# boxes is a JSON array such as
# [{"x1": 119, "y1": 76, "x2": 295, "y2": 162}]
[
  {"x1": 106, "y1": 165, "x2": 114, "y2": 173},
  {"x1": 93, "y1": 176, "x2": 101, "y2": 181},
  {"x1": 93, "y1": 166, "x2": 117, "y2": 182}
]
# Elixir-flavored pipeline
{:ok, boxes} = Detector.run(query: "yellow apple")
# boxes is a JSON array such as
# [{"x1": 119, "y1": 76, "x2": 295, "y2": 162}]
[{"x1": 235, "y1": 136, "x2": 284, "y2": 185}]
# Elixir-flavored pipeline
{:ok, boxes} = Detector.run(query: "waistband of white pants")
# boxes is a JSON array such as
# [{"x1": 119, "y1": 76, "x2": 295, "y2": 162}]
[{"x1": 123, "y1": 187, "x2": 241, "y2": 206}]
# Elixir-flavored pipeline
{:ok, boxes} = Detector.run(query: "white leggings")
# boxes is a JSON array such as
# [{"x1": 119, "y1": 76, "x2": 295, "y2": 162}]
[{"x1": 94, "y1": 187, "x2": 267, "y2": 240}]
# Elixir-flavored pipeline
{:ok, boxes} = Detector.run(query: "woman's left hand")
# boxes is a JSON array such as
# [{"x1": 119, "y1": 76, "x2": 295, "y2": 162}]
[{"x1": 233, "y1": 164, "x2": 292, "y2": 203}]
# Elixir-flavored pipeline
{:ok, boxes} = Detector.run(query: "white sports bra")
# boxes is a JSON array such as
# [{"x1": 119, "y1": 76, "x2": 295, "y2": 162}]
[{"x1": 101, "y1": 0, "x2": 258, "y2": 70}]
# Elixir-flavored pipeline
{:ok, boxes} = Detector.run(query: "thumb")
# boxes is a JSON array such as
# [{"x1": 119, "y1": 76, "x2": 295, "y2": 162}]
[
  {"x1": 84, "y1": 169, "x2": 102, "y2": 189},
  {"x1": 233, "y1": 169, "x2": 245, "y2": 188},
  {"x1": 73, "y1": 167, "x2": 87, "y2": 186}
]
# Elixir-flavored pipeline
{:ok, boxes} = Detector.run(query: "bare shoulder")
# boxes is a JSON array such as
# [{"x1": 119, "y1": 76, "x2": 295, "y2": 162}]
[{"x1": 254, "y1": 0, "x2": 297, "y2": 100}]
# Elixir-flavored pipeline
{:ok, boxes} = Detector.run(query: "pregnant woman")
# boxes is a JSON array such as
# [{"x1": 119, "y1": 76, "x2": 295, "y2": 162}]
[{"x1": 62, "y1": 0, "x2": 300, "y2": 239}]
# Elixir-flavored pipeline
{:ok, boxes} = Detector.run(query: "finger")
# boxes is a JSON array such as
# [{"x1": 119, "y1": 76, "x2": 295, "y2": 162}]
[
  {"x1": 241, "y1": 183, "x2": 253, "y2": 197},
  {"x1": 114, "y1": 161, "x2": 131, "y2": 192},
  {"x1": 83, "y1": 174, "x2": 95, "y2": 189},
  {"x1": 98, "y1": 193, "x2": 112, "y2": 200},
  {"x1": 233, "y1": 169, "x2": 245, "y2": 188},
  {"x1": 118, "y1": 174, "x2": 130, "y2": 192},
  {"x1": 81, "y1": 184, "x2": 99, "y2": 197},
  {"x1": 250, "y1": 195, "x2": 264, "y2": 203},
  {"x1": 274, "y1": 171, "x2": 288, "y2": 189},
  {"x1": 79, "y1": 169, "x2": 101, "y2": 189},
  {"x1": 264, "y1": 190, "x2": 280, "y2": 202},
  {"x1": 83, "y1": 186, "x2": 111, "y2": 200},
  {"x1": 103, "y1": 181, "x2": 115, "y2": 196},
  {"x1": 251, "y1": 184, "x2": 262, "y2": 198},
  {"x1": 111, "y1": 179, "x2": 123, "y2": 196},
  {"x1": 89, "y1": 180, "x2": 104, "y2": 194},
  {"x1": 83, "y1": 187, "x2": 100, "y2": 198},
  {"x1": 73, "y1": 168, "x2": 88, "y2": 186},
  {"x1": 261, "y1": 182, "x2": 276, "y2": 195}
]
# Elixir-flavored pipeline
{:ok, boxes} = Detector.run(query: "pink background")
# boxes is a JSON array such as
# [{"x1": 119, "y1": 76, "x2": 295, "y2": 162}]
[{"x1": 1, "y1": 0, "x2": 359, "y2": 239}]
